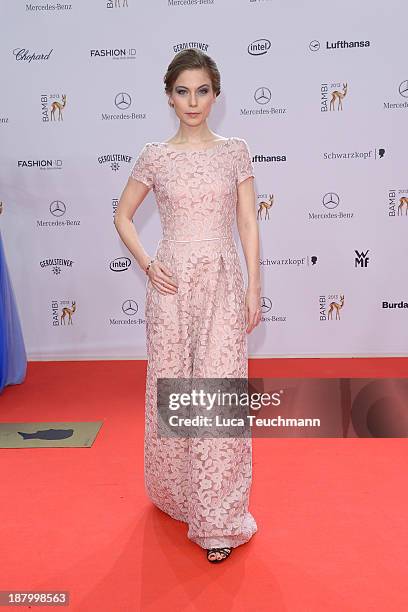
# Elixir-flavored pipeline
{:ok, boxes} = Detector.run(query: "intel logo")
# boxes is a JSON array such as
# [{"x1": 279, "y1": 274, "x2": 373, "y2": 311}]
[
  {"x1": 248, "y1": 39, "x2": 271, "y2": 56},
  {"x1": 110, "y1": 257, "x2": 131, "y2": 272}
]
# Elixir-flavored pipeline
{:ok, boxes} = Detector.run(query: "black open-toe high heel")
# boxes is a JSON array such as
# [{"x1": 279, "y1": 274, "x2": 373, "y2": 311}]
[{"x1": 207, "y1": 547, "x2": 232, "y2": 563}]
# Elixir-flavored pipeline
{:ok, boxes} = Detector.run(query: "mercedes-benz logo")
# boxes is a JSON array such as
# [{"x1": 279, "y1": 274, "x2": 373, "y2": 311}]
[
  {"x1": 254, "y1": 87, "x2": 272, "y2": 105},
  {"x1": 115, "y1": 92, "x2": 132, "y2": 110},
  {"x1": 309, "y1": 40, "x2": 320, "y2": 52},
  {"x1": 50, "y1": 200, "x2": 66, "y2": 217},
  {"x1": 122, "y1": 299, "x2": 138, "y2": 316},
  {"x1": 322, "y1": 192, "x2": 340, "y2": 209},
  {"x1": 398, "y1": 80, "x2": 408, "y2": 98},
  {"x1": 261, "y1": 297, "x2": 272, "y2": 313}
]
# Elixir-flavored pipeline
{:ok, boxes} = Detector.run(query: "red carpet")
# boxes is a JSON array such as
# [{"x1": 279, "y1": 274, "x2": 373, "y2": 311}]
[{"x1": 0, "y1": 358, "x2": 407, "y2": 611}]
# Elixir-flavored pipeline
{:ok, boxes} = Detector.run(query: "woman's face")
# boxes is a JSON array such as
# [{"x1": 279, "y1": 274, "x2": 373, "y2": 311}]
[{"x1": 168, "y1": 68, "x2": 216, "y2": 124}]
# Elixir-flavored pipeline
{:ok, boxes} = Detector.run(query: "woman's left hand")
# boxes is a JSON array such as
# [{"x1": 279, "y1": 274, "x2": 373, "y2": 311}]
[{"x1": 245, "y1": 286, "x2": 262, "y2": 334}]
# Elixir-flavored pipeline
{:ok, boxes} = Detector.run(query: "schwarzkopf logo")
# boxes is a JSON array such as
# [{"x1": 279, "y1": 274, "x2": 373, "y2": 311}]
[
  {"x1": 13, "y1": 48, "x2": 53, "y2": 62},
  {"x1": 248, "y1": 39, "x2": 271, "y2": 56}
]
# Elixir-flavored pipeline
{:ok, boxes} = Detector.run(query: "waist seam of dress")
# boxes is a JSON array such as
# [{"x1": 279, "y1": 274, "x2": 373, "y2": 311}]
[{"x1": 160, "y1": 235, "x2": 230, "y2": 243}]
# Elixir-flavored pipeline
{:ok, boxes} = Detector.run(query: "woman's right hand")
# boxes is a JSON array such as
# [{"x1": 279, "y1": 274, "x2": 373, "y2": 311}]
[{"x1": 147, "y1": 259, "x2": 178, "y2": 295}]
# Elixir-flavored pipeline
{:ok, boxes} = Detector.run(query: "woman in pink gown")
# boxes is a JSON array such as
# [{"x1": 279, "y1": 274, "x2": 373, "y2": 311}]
[{"x1": 115, "y1": 49, "x2": 261, "y2": 563}]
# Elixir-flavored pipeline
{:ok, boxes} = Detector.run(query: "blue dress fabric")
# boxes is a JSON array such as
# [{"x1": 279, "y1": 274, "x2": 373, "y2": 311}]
[{"x1": 0, "y1": 230, "x2": 27, "y2": 393}]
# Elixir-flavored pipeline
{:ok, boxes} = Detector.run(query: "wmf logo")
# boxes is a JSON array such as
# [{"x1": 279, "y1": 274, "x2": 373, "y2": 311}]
[
  {"x1": 257, "y1": 194, "x2": 274, "y2": 220},
  {"x1": 40, "y1": 257, "x2": 74, "y2": 275},
  {"x1": 321, "y1": 82, "x2": 348, "y2": 112},
  {"x1": 383, "y1": 80, "x2": 408, "y2": 110},
  {"x1": 36, "y1": 200, "x2": 81, "y2": 228},
  {"x1": 260, "y1": 297, "x2": 287, "y2": 323},
  {"x1": 248, "y1": 39, "x2": 271, "y2": 56},
  {"x1": 90, "y1": 48, "x2": 136, "y2": 60},
  {"x1": 241, "y1": 86, "x2": 287, "y2": 116},
  {"x1": 51, "y1": 300, "x2": 76, "y2": 326},
  {"x1": 107, "y1": 0, "x2": 129, "y2": 8},
  {"x1": 308, "y1": 192, "x2": 354, "y2": 221},
  {"x1": 319, "y1": 294, "x2": 345, "y2": 321},
  {"x1": 387, "y1": 189, "x2": 408, "y2": 217},
  {"x1": 355, "y1": 249, "x2": 370, "y2": 267},
  {"x1": 98, "y1": 153, "x2": 132, "y2": 172},
  {"x1": 40, "y1": 94, "x2": 67, "y2": 122},
  {"x1": 109, "y1": 300, "x2": 145, "y2": 326}
]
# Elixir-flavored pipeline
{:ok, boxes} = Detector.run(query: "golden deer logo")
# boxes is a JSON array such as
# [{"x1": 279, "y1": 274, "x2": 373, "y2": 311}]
[
  {"x1": 328, "y1": 295, "x2": 344, "y2": 320},
  {"x1": 61, "y1": 301, "x2": 76, "y2": 325},
  {"x1": 257, "y1": 194, "x2": 274, "y2": 220},
  {"x1": 398, "y1": 196, "x2": 408, "y2": 215},
  {"x1": 330, "y1": 83, "x2": 348, "y2": 111},
  {"x1": 50, "y1": 94, "x2": 67, "y2": 121}
]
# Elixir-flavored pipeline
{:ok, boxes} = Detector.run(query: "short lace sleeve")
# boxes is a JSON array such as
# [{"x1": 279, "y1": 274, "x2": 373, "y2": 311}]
[
  {"x1": 236, "y1": 139, "x2": 255, "y2": 185},
  {"x1": 130, "y1": 143, "x2": 154, "y2": 189}
]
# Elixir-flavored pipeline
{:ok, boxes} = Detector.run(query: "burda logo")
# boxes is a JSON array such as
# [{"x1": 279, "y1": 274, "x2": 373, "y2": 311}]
[{"x1": 248, "y1": 39, "x2": 271, "y2": 56}]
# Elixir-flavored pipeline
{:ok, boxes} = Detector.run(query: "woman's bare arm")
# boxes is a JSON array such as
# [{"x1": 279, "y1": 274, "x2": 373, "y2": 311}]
[
  {"x1": 236, "y1": 176, "x2": 261, "y2": 333},
  {"x1": 236, "y1": 177, "x2": 261, "y2": 292},
  {"x1": 114, "y1": 178, "x2": 178, "y2": 294},
  {"x1": 113, "y1": 177, "x2": 152, "y2": 272}
]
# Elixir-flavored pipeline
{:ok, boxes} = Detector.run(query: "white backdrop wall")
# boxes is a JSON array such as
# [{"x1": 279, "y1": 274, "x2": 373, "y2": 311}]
[{"x1": 1, "y1": 0, "x2": 407, "y2": 360}]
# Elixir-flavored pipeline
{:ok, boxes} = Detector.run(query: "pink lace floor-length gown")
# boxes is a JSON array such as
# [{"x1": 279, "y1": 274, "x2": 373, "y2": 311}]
[{"x1": 130, "y1": 137, "x2": 258, "y2": 550}]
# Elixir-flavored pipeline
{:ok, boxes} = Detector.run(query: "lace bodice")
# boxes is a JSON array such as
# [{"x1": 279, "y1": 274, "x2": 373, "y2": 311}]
[{"x1": 129, "y1": 137, "x2": 255, "y2": 241}]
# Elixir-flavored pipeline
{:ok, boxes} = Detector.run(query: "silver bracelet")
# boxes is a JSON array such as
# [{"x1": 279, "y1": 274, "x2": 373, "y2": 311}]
[{"x1": 145, "y1": 258, "x2": 155, "y2": 275}]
